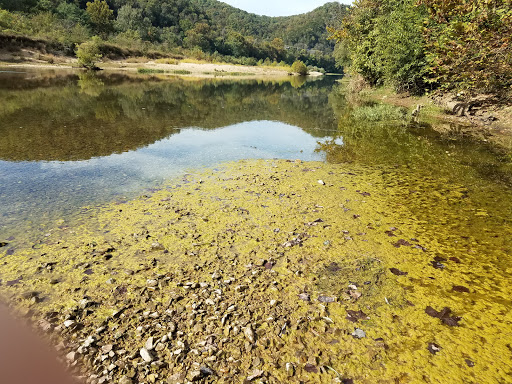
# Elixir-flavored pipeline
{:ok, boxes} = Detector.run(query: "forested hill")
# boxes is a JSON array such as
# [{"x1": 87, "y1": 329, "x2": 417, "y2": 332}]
[{"x1": 0, "y1": 0, "x2": 349, "y2": 71}]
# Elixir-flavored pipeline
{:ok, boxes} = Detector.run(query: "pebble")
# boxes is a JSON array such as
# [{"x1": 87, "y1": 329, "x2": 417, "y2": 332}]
[
  {"x1": 118, "y1": 376, "x2": 133, "y2": 384},
  {"x1": 140, "y1": 347, "x2": 153, "y2": 362},
  {"x1": 145, "y1": 337, "x2": 155, "y2": 350},
  {"x1": 63, "y1": 320, "x2": 75, "y2": 328},
  {"x1": 352, "y1": 328, "x2": 366, "y2": 339},
  {"x1": 247, "y1": 369, "x2": 264, "y2": 381},
  {"x1": 66, "y1": 351, "x2": 77, "y2": 362},
  {"x1": 244, "y1": 325, "x2": 255, "y2": 343},
  {"x1": 83, "y1": 336, "x2": 96, "y2": 348},
  {"x1": 286, "y1": 362, "x2": 295, "y2": 376}
]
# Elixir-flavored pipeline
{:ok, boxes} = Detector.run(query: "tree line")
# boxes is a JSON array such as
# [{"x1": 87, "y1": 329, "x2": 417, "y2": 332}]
[
  {"x1": 330, "y1": 0, "x2": 512, "y2": 96},
  {"x1": 0, "y1": 0, "x2": 349, "y2": 72}
]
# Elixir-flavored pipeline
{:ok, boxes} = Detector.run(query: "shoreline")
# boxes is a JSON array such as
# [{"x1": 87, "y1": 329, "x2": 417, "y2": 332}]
[
  {"x1": 341, "y1": 79, "x2": 512, "y2": 151},
  {"x1": 0, "y1": 56, "x2": 324, "y2": 80}
]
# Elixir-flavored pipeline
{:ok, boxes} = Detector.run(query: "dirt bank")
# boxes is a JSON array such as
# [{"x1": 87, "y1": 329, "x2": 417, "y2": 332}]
[{"x1": 1, "y1": 159, "x2": 510, "y2": 384}]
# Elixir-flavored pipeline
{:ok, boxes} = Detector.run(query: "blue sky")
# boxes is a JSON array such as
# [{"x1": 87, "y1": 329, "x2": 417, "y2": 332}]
[{"x1": 221, "y1": 1, "x2": 352, "y2": 17}]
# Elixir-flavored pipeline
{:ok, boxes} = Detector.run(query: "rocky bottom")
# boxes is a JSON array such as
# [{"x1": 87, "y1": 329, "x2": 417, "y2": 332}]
[{"x1": 1, "y1": 160, "x2": 511, "y2": 383}]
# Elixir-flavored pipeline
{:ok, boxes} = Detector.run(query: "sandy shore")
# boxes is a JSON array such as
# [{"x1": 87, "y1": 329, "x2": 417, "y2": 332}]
[{"x1": 0, "y1": 49, "x2": 322, "y2": 79}]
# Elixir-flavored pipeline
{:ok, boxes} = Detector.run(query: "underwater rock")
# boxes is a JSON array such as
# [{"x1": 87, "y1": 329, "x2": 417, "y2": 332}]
[
  {"x1": 428, "y1": 343, "x2": 442, "y2": 355},
  {"x1": 346, "y1": 310, "x2": 369, "y2": 323},
  {"x1": 389, "y1": 268, "x2": 408, "y2": 276},
  {"x1": 351, "y1": 329, "x2": 366, "y2": 339}
]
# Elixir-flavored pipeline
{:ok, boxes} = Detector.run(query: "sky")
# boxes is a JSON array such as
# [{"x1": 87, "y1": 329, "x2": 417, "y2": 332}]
[{"x1": 220, "y1": 1, "x2": 353, "y2": 17}]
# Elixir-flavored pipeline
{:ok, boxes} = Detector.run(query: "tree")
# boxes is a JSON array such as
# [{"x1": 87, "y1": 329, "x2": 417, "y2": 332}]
[
  {"x1": 329, "y1": 0, "x2": 428, "y2": 94},
  {"x1": 86, "y1": 0, "x2": 113, "y2": 35},
  {"x1": 419, "y1": 0, "x2": 512, "y2": 94},
  {"x1": 76, "y1": 36, "x2": 102, "y2": 69},
  {"x1": 184, "y1": 22, "x2": 212, "y2": 51},
  {"x1": 291, "y1": 60, "x2": 308, "y2": 75}
]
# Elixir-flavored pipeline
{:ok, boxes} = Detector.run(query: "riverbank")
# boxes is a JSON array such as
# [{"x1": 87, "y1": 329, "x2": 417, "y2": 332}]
[
  {"x1": 1, "y1": 159, "x2": 510, "y2": 384},
  {"x1": 0, "y1": 47, "x2": 322, "y2": 79},
  {"x1": 341, "y1": 78, "x2": 512, "y2": 151}
]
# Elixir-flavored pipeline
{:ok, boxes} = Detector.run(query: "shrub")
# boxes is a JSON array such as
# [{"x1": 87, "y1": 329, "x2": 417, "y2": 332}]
[
  {"x1": 76, "y1": 36, "x2": 102, "y2": 69},
  {"x1": 291, "y1": 60, "x2": 308, "y2": 75}
]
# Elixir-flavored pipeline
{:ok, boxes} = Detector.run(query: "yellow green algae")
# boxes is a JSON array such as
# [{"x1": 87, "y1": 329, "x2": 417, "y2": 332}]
[{"x1": 1, "y1": 159, "x2": 511, "y2": 383}]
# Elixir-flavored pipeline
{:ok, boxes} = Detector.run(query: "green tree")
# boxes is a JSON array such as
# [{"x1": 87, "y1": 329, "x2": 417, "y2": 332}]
[
  {"x1": 86, "y1": 0, "x2": 113, "y2": 35},
  {"x1": 291, "y1": 60, "x2": 308, "y2": 75},
  {"x1": 184, "y1": 22, "x2": 212, "y2": 51},
  {"x1": 329, "y1": 0, "x2": 428, "y2": 94},
  {"x1": 76, "y1": 36, "x2": 102, "y2": 69},
  {"x1": 419, "y1": 0, "x2": 512, "y2": 94}
]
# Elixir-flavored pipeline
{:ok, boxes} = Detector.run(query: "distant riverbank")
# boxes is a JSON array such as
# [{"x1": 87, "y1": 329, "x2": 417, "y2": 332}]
[{"x1": 0, "y1": 48, "x2": 323, "y2": 79}]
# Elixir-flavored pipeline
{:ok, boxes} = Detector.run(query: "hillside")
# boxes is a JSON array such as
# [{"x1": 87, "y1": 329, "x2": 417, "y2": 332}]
[{"x1": 0, "y1": 0, "x2": 348, "y2": 71}]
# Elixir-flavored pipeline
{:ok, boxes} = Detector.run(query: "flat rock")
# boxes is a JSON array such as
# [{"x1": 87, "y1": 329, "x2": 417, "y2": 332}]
[{"x1": 140, "y1": 347, "x2": 153, "y2": 362}]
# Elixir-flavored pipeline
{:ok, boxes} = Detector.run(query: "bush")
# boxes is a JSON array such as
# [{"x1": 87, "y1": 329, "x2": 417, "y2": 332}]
[
  {"x1": 76, "y1": 36, "x2": 102, "y2": 69},
  {"x1": 291, "y1": 60, "x2": 308, "y2": 75}
]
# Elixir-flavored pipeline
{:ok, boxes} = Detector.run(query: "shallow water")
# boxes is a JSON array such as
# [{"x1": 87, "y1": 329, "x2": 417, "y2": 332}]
[
  {"x1": 0, "y1": 70, "x2": 339, "y2": 236},
  {"x1": 1, "y1": 69, "x2": 512, "y2": 383}
]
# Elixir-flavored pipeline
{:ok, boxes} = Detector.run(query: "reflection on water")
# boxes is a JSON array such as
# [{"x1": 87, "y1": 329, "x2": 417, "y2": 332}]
[
  {"x1": 1, "y1": 69, "x2": 511, "y2": 250},
  {"x1": 0, "y1": 69, "x2": 339, "y2": 234},
  {"x1": 319, "y1": 82, "x2": 512, "y2": 274}
]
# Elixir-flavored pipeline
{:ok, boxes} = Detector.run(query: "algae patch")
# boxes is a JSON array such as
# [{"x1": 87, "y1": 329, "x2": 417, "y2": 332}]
[{"x1": 0, "y1": 159, "x2": 511, "y2": 384}]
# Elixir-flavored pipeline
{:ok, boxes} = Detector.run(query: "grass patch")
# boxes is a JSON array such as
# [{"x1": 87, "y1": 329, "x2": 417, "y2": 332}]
[
  {"x1": 137, "y1": 68, "x2": 165, "y2": 74},
  {"x1": 352, "y1": 103, "x2": 409, "y2": 122},
  {"x1": 171, "y1": 69, "x2": 191, "y2": 75}
]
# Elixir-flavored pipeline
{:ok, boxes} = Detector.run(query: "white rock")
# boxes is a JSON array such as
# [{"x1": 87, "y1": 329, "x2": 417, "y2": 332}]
[
  {"x1": 352, "y1": 328, "x2": 366, "y2": 339},
  {"x1": 140, "y1": 347, "x2": 153, "y2": 363},
  {"x1": 118, "y1": 376, "x2": 133, "y2": 384},
  {"x1": 244, "y1": 325, "x2": 255, "y2": 343},
  {"x1": 205, "y1": 299, "x2": 215, "y2": 306},
  {"x1": 63, "y1": 320, "x2": 75, "y2": 328},
  {"x1": 65, "y1": 351, "x2": 77, "y2": 362},
  {"x1": 318, "y1": 180, "x2": 326, "y2": 185},
  {"x1": 145, "y1": 337, "x2": 155, "y2": 350}
]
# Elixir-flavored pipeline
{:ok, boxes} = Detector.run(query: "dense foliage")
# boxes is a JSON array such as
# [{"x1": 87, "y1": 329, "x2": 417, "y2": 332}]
[
  {"x1": 291, "y1": 60, "x2": 308, "y2": 75},
  {"x1": 420, "y1": 0, "x2": 512, "y2": 94},
  {"x1": 76, "y1": 35, "x2": 101, "y2": 68},
  {"x1": 0, "y1": 0, "x2": 349, "y2": 72},
  {"x1": 330, "y1": 0, "x2": 512, "y2": 95}
]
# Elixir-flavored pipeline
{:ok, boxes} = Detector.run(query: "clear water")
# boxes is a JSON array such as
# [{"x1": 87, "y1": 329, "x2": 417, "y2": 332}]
[{"x1": 0, "y1": 70, "x2": 340, "y2": 236}]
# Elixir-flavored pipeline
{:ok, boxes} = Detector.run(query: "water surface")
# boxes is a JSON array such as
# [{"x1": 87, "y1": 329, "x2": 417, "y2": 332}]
[{"x1": 0, "y1": 70, "x2": 338, "y2": 236}]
